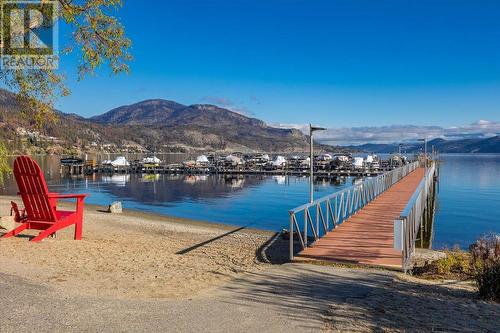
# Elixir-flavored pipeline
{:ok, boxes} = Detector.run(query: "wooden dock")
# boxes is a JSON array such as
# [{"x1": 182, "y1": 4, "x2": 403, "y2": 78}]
[
  {"x1": 295, "y1": 167, "x2": 426, "y2": 269},
  {"x1": 80, "y1": 165, "x2": 393, "y2": 178}
]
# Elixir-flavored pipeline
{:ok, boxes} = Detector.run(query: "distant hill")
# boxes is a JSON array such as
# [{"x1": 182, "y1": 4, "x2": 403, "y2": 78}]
[
  {"x1": 346, "y1": 137, "x2": 500, "y2": 153},
  {"x1": 89, "y1": 99, "x2": 310, "y2": 152},
  {"x1": 90, "y1": 99, "x2": 186, "y2": 125},
  {"x1": 0, "y1": 89, "x2": 310, "y2": 154}
]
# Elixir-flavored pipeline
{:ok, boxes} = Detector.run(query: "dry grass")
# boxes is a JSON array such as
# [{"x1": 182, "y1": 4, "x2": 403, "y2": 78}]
[{"x1": 411, "y1": 249, "x2": 472, "y2": 281}]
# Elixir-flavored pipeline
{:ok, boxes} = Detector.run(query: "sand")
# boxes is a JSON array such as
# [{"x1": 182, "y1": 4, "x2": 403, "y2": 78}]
[{"x1": 0, "y1": 196, "x2": 273, "y2": 300}]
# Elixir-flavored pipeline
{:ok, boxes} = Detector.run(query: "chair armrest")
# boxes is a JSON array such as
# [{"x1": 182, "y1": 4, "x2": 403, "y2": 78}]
[{"x1": 47, "y1": 193, "x2": 88, "y2": 199}]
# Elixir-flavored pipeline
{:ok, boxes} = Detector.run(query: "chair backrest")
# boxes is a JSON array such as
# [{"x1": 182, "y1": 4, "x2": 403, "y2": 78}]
[{"x1": 13, "y1": 156, "x2": 56, "y2": 222}]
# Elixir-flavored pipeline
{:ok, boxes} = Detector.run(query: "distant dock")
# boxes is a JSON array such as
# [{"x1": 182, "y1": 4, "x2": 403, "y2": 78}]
[
  {"x1": 85, "y1": 167, "x2": 392, "y2": 177},
  {"x1": 81, "y1": 163, "x2": 405, "y2": 179},
  {"x1": 59, "y1": 153, "x2": 415, "y2": 180}
]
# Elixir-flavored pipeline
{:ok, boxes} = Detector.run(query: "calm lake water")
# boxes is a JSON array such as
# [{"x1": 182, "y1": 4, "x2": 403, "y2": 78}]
[{"x1": 1, "y1": 154, "x2": 498, "y2": 249}]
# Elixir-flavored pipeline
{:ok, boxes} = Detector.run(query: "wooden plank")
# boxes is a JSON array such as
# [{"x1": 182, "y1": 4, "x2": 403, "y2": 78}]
[{"x1": 297, "y1": 168, "x2": 426, "y2": 269}]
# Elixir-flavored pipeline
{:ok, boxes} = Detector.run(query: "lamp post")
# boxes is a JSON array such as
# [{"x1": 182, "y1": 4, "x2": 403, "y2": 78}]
[
  {"x1": 309, "y1": 124, "x2": 327, "y2": 203},
  {"x1": 419, "y1": 138, "x2": 428, "y2": 175}
]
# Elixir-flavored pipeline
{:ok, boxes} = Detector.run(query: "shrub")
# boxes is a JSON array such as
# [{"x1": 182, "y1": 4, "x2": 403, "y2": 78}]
[
  {"x1": 412, "y1": 249, "x2": 471, "y2": 280},
  {"x1": 434, "y1": 249, "x2": 471, "y2": 276},
  {"x1": 469, "y1": 235, "x2": 500, "y2": 302},
  {"x1": 0, "y1": 141, "x2": 11, "y2": 184}
]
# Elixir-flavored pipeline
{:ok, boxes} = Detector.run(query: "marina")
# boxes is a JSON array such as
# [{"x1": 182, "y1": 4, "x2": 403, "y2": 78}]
[{"x1": 60, "y1": 152, "x2": 414, "y2": 178}]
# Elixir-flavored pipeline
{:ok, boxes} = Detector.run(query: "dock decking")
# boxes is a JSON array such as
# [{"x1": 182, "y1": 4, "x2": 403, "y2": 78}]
[{"x1": 296, "y1": 167, "x2": 426, "y2": 269}]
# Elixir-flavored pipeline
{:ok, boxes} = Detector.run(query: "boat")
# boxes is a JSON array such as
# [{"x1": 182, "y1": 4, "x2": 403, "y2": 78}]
[
  {"x1": 271, "y1": 155, "x2": 287, "y2": 168},
  {"x1": 333, "y1": 154, "x2": 350, "y2": 163},
  {"x1": 390, "y1": 154, "x2": 404, "y2": 166},
  {"x1": 142, "y1": 156, "x2": 161, "y2": 167},
  {"x1": 110, "y1": 156, "x2": 130, "y2": 167},
  {"x1": 352, "y1": 157, "x2": 364, "y2": 169},
  {"x1": 316, "y1": 153, "x2": 333, "y2": 161},
  {"x1": 60, "y1": 157, "x2": 84, "y2": 165},
  {"x1": 301, "y1": 157, "x2": 311, "y2": 168},
  {"x1": 245, "y1": 153, "x2": 270, "y2": 166},
  {"x1": 315, "y1": 153, "x2": 333, "y2": 170},
  {"x1": 225, "y1": 154, "x2": 245, "y2": 167},
  {"x1": 331, "y1": 154, "x2": 351, "y2": 169},
  {"x1": 365, "y1": 154, "x2": 380, "y2": 170},
  {"x1": 288, "y1": 155, "x2": 310, "y2": 170},
  {"x1": 195, "y1": 155, "x2": 209, "y2": 167},
  {"x1": 182, "y1": 160, "x2": 196, "y2": 168},
  {"x1": 260, "y1": 154, "x2": 270, "y2": 162}
]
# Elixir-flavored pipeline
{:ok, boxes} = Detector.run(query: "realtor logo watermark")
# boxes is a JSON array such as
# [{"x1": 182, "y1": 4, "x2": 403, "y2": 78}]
[{"x1": 1, "y1": 0, "x2": 58, "y2": 69}]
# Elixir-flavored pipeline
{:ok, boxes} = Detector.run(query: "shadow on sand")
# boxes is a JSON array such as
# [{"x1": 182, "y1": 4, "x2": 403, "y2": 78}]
[{"x1": 176, "y1": 226, "x2": 247, "y2": 255}]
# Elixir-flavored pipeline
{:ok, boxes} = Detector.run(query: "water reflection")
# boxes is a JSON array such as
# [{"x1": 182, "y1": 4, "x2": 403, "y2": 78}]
[
  {"x1": 102, "y1": 174, "x2": 130, "y2": 187},
  {"x1": 75, "y1": 174, "x2": 267, "y2": 205}
]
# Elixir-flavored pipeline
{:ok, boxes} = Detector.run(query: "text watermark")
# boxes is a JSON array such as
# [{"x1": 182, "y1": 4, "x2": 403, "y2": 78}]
[{"x1": 1, "y1": 0, "x2": 58, "y2": 69}]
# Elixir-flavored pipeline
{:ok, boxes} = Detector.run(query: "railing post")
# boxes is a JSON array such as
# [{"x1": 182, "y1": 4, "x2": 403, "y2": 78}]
[
  {"x1": 304, "y1": 208, "x2": 308, "y2": 248},
  {"x1": 289, "y1": 213, "x2": 294, "y2": 261},
  {"x1": 316, "y1": 204, "x2": 319, "y2": 238},
  {"x1": 393, "y1": 217, "x2": 405, "y2": 251},
  {"x1": 326, "y1": 200, "x2": 330, "y2": 231}
]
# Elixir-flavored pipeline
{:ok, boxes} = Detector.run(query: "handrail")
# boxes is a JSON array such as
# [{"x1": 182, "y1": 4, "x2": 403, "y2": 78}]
[
  {"x1": 393, "y1": 162, "x2": 436, "y2": 272},
  {"x1": 289, "y1": 161, "x2": 420, "y2": 260}
]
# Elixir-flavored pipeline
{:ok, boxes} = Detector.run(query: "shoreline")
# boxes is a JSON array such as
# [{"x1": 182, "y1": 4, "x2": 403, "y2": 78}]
[
  {"x1": 2, "y1": 194, "x2": 276, "y2": 236},
  {"x1": 88, "y1": 202, "x2": 277, "y2": 236}
]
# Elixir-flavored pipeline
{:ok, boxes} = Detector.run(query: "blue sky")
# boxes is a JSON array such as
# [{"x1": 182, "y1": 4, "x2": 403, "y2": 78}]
[{"x1": 56, "y1": 0, "x2": 500, "y2": 142}]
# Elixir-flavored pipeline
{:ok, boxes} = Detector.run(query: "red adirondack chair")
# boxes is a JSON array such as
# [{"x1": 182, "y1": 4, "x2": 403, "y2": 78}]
[{"x1": 1, "y1": 156, "x2": 88, "y2": 242}]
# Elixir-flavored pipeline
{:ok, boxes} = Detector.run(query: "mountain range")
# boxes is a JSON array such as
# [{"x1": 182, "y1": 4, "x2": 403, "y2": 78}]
[
  {"x1": 347, "y1": 137, "x2": 500, "y2": 154},
  {"x1": 0, "y1": 89, "x2": 310, "y2": 154},
  {"x1": 1, "y1": 88, "x2": 499, "y2": 154}
]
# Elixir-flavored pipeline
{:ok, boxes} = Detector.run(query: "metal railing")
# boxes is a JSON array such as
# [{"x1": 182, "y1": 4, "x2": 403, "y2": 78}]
[
  {"x1": 288, "y1": 161, "x2": 420, "y2": 260},
  {"x1": 393, "y1": 161, "x2": 436, "y2": 272}
]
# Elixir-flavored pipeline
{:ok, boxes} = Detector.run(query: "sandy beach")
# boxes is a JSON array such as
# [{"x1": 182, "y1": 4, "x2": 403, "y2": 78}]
[
  {"x1": 1, "y1": 195, "x2": 498, "y2": 332},
  {"x1": 0, "y1": 196, "x2": 276, "y2": 300}
]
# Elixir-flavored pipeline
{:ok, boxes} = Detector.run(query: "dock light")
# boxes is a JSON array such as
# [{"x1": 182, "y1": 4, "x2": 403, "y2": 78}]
[{"x1": 309, "y1": 124, "x2": 327, "y2": 203}]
